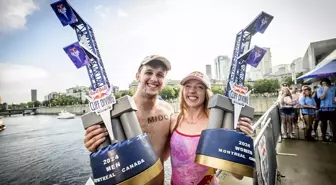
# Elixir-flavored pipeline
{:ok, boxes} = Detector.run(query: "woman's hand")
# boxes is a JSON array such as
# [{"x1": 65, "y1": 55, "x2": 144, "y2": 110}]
[
  {"x1": 237, "y1": 117, "x2": 253, "y2": 136},
  {"x1": 84, "y1": 125, "x2": 108, "y2": 152}
]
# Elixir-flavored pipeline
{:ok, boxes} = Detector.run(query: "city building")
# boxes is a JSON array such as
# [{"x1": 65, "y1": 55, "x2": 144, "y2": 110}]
[
  {"x1": 272, "y1": 64, "x2": 290, "y2": 76},
  {"x1": 256, "y1": 47, "x2": 272, "y2": 75},
  {"x1": 65, "y1": 86, "x2": 90, "y2": 103},
  {"x1": 214, "y1": 55, "x2": 231, "y2": 81},
  {"x1": 31, "y1": 89, "x2": 37, "y2": 102},
  {"x1": 302, "y1": 38, "x2": 336, "y2": 71},
  {"x1": 205, "y1": 64, "x2": 212, "y2": 80},
  {"x1": 44, "y1": 92, "x2": 62, "y2": 101},
  {"x1": 246, "y1": 69, "x2": 263, "y2": 81}
]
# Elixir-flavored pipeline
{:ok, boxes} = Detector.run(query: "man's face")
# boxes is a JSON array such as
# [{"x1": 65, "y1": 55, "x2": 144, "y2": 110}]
[{"x1": 136, "y1": 64, "x2": 167, "y2": 97}]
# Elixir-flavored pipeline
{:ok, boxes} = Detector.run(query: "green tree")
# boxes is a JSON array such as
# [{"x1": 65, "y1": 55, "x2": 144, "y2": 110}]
[
  {"x1": 27, "y1": 102, "x2": 34, "y2": 108},
  {"x1": 172, "y1": 87, "x2": 180, "y2": 99},
  {"x1": 283, "y1": 72, "x2": 304, "y2": 87},
  {"x1": 253, "y1": 79, "x2": 279, "y2": 94},
  {"x1": 114, "y1": 93, "x2": 122, "y2": 99},
  {"x1": 211, "y1": 86, "x2": 225, "y2": 95},
  {"x1": 33, "y1": 101, "x2": 41, "y2": 107},
  {"x1": 245, "y1": 83, "x2": 253, "y2": 92},
  {"x1": 159, "y1": 86, "x2": 176, "y2": 100}
]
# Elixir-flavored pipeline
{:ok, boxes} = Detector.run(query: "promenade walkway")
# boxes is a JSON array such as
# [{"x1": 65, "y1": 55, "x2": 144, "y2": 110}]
[{"x1": 218, "y1": 120, "x2": 336, "y2": 185}]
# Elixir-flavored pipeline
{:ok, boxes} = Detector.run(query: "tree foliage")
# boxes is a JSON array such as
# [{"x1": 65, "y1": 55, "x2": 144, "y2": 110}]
[
  {"x1": 211, "y1": 86, "x2": 225, "y2": 95},
  {"x1": 252, "y1": 79, "x2": 279, "y2": 94},
  {"x1": 159, "y1": 86, "x2": 178, "y2": 100},
  {"x1": 282, "y1": 72, "x2": 304, "y2": 87}
]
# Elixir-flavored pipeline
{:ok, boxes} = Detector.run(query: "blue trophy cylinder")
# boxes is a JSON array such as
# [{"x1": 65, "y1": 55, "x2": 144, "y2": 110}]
[
  {"x1": 90, "y1": 133, "x2": 163, "y2": 185},
  {"x1": 195, "y1": 128, "x2": 255, "y2": 177}
]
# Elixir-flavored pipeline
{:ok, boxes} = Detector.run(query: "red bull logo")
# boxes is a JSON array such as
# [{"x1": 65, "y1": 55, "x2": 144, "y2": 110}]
[
  {"x1": 190, "y1": 71, "x2": 204, "y2": 78},
  {"x1": 57, "y1": 4, "x2": 64, "y2": 10},
  {"x1": 232, "y1": 83, "x2": 248, "y2": 94},
  {"x1": 89, "y1": 85, "x2": 109, "y2": 99}
]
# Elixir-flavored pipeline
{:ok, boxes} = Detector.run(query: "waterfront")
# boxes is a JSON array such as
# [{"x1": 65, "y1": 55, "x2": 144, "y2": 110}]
[
  {"x1": 0, "y1": 115, "x2": 173, "y2": 185},
  {"x1": 0, "y1": 115, "x2": 263, "y2": 185}
]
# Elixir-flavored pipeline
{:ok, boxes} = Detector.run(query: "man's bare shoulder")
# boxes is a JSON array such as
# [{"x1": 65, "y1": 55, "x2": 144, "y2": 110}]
[{"x1": 157, "y1": 99, "x2": 175, "y2": 114}]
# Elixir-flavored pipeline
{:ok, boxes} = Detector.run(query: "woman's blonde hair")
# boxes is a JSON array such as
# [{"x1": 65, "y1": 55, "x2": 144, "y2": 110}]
[{"x1": 174, "y1": 85, "x2": 213, "y2": 130}]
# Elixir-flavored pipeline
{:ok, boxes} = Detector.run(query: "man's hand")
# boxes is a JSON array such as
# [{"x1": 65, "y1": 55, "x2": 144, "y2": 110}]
[
  {"x1": 84, "y1": 125, "x2": 108, "y2": 152},
  {"x1": 237, "y1": 117, "x2": 253, "y2": 136}
]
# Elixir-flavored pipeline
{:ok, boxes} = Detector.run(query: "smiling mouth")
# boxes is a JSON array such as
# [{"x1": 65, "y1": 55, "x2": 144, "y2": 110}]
[
  {"x1": 187, "y1": 96, "x2": 198, "y2": 101},
  {"x1": 147, "y1": 83, "x2": 159, "y2": 89}
]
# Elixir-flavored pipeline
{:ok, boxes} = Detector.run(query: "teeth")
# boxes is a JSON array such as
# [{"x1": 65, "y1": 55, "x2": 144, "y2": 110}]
[
  {"x1": 188, "y1": 97, "x2": 197, "y2": 100},
  {"x1": 148, "y1": 84, "x2": 157, "y2": 88}
]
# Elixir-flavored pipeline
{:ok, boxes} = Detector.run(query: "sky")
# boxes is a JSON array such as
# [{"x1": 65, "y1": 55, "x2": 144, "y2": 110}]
[{"x1": 0, "y1": 0, "x2": 335, "y2": 104}]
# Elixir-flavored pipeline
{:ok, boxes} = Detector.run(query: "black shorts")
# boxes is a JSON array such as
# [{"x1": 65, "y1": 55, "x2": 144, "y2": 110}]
[{"x1": 280, "y1": 108, "x2": 293, "y2": 115}]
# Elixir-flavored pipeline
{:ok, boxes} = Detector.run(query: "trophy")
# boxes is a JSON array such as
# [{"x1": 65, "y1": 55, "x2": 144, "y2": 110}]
[
  {"x1": 195, "y1": 83, "x2": 255, "y2": 177},
  {"x1": 81, "y1": 86, "x2": 163, "y2": 185}
]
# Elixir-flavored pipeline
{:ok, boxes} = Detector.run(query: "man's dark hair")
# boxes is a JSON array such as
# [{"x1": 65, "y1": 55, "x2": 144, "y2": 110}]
[
  {"x1": 138, "y1": 60, "x2": 168, "y2": 73},
  {"x1": 320, "y1": 78, "x2": 331, "y2": 86}
]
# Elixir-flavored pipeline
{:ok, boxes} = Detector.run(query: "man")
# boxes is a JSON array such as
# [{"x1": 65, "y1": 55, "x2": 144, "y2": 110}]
[
  {"x1": 291, "y1": 87, "x2": 300, "y2": 131},
  {"x1": 311, "y1": 85, "x2": 321, "y2": 137},
  {"x1": 317, "y1": 78, "x2": 336, "y2": 142},
  {"x1": 83, "y1": 55, "x2": 254, "y2": 185}
]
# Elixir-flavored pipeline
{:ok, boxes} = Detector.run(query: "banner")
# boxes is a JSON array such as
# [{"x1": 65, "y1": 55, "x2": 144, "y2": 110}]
[
  {"x1": 246, "y1": 46, "x2": 267, "y2": 68},
  {"x1": 253, "y1": 13, "x2": 273, "y2": 34},
  {"x1": 51, "y1": 0, "x2": 78, "y2": 26},
  {"x1": 63, "y1": 42, "x2": 90, "y2": 69}
]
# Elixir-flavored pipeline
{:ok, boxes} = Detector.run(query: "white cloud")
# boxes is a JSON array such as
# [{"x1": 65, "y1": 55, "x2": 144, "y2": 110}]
[
  {"x1": 94, "y1": 5, "x2": 111, "y2": 18},
  {"x1": 0, "y1": 63, "x2": 48, "y2": 83},
  {"x1": 0, "y1": 0, "x2": 39, "y2": 33},
  {"x1": 117, "y1": 8, "x2": 128, "y2": 18}
]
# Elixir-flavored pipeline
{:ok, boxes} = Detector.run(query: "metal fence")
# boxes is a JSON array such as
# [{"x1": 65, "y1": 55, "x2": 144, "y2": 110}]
[{"x1": 252, "y1": 102, "x2": 282, "y2": 185}]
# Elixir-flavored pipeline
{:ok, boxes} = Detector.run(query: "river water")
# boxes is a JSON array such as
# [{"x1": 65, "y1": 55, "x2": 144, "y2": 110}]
[{"x1": 0, "y1": 115, "x2": 172, "y2": 185}]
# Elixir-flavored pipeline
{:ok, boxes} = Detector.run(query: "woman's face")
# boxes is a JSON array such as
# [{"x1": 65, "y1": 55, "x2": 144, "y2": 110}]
[
  {"x1": 183, "y1": 79, "x2": 206, "y2": 108},
  {"x1": 304, "y1": 89, "x2": 311, "y2": 96}
]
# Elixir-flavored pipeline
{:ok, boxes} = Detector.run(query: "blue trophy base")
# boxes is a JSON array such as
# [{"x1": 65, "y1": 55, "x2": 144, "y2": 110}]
[
  {"x1": 195, "y1": 129, "x2": 255, "y2": 177},
  {"x1": 89, "y1": 133, "x2": 163, "y2": 185}
]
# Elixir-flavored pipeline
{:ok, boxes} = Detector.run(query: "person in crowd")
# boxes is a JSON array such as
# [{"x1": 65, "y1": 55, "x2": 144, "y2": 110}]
[
  {"x1": 291, "y1": 87, "x2": 300, "y2": 133},
  {"x1": 317, "y1": 78, "x2": 336, "y2": 142},
  {"x1": 84, "y1": 55, "x2": 175, "y2": 185},
  {"x1": 311, "y1": 85, "x2": 321, "y2": 138},
  {"x1": 280, "y1": 87, "x2": 297, "y2": 139},
  {"x1": 299, "y1": 87, "x2": 317, "y2": 141},
  {"x1": 169, "y1": 71, "x2": 253, "y2": 185}
]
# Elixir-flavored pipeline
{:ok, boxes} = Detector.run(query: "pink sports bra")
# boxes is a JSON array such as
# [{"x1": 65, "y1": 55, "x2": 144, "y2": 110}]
[{"x1": 170, "y1": 129, "x2": 219, "y2": 185}]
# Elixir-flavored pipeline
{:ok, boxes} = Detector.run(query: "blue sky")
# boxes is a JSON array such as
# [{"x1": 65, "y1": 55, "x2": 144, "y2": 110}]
[{"x1": 0, "y1": 0, "x2": 335, "y2": 103}]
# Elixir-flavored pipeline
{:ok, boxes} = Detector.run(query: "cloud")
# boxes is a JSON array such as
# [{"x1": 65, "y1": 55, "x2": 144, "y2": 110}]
[
  {"x1": 94, "y1": 5, "x2": 111, "y2": 18},
  {"x1": 0, "y1": 0, "x2": 39, "y2": 33},
  {"x1": 117, "y1": 8, "x2": 128, "y2": 18},
  {"x1": 0, "y1": 63, "x2": 48, "y2": 84}
]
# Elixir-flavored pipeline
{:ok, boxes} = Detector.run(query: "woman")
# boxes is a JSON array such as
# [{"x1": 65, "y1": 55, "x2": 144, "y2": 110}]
[
  {"x1": 169, "y1": 71, "x2": 253, "y2": 185},
  {"x1": 280, "y1": 87, "x2": 297, "y2": 139},
  {"x1": 299, "y1": 87, "x2": 317, "y2": 141}
]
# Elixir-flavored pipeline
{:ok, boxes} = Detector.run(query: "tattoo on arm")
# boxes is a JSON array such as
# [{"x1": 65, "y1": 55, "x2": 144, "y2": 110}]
[{"x1": 147, "y1": 114, "x2": 169, "y2": 124}]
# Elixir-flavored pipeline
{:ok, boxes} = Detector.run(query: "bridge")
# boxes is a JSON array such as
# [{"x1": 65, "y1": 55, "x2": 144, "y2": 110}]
[{"x1": 0, "y1": 108, "x2": 37, "y2": 116}]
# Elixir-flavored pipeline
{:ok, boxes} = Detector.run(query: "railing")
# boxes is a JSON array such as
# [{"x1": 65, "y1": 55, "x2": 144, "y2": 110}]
[
  {"x1": 217, "y1": 101, "x2": 283, "y2": 185},
  {"x1": 252, "y1": 101, "x2": 283, "y2": 185}
]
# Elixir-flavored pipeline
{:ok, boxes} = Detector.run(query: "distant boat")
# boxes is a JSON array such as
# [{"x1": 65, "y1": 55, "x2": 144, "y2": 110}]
[
  {"x1": 0, "y1": 118, "x2": 6, "y2": 131},
  {"x1": 57, "y1": 110, "x2": 75, "y2": 119}
]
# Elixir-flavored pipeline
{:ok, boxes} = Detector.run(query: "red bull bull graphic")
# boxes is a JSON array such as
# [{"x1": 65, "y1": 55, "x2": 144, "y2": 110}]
[
  {"x1": 246, "y1": 46, "x2": 267, "y2": 68},
  {"x1": 63, "y1": 42, "x2": 90, "y2": 69},
  {"x1": 50, "y1": 0, "x2": 78, "y2": 26}
]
